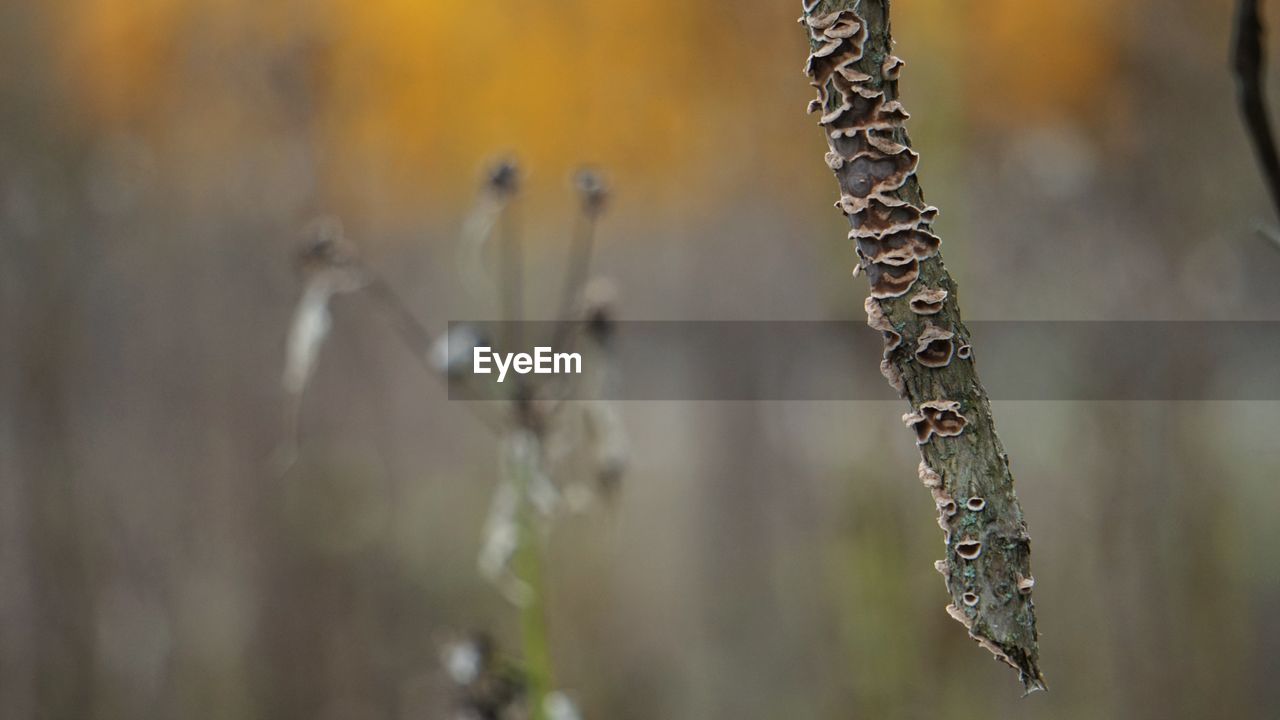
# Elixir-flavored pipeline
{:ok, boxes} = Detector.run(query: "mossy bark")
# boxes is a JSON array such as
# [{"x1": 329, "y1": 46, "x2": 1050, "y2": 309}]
[{"x1": 801, "y1": 0, "x2": 1045, "y2": 691}]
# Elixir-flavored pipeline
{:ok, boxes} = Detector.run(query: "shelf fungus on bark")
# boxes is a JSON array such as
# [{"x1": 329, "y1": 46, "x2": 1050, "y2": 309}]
[
  {"x1": 954, "y1": 538, "x2": 983, "y2": 561},
  {"x1": 865, "y1": 297, "x2": 905, "y2": 394},
  {"x1": 802, "y1": 0, "x2": 1043, "y2": 691},
  {"x1": 1017, "y1": 574, "x2": 1036, "y2": 595},
  {"x1": 903, "y1": 400, "x2": 968, "y2": 444},
  {"x1": 914, "y1": 323, "x2": 955, "y2": 368},
  {"x1": 918, "y1": 461, "x2": 942, "y2": 489},
  {"x1": 908, "y1": 287, "x2": 948, "y2": 315}
]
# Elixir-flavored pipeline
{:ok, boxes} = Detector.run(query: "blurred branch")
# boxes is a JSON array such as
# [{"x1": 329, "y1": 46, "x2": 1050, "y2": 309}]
[{"x1": 1232, "y1": 0, "x2": 1280, "y2": 242}]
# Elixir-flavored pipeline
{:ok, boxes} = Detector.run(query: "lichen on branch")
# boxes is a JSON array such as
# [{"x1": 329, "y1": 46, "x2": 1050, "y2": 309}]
[{"x1": 799, "y1": 0, "x2": 1045, "y2": 691}]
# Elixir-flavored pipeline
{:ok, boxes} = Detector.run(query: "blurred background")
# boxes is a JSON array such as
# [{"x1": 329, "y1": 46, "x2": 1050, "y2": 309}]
[{"x1": 3, "y1": 0, "x2": 1280, "y2": 717}]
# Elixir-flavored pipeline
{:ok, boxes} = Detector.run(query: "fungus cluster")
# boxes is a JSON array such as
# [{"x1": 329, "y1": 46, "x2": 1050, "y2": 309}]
[{"x1": 801, "y1": 10, "x2": 939, "y2": 301}]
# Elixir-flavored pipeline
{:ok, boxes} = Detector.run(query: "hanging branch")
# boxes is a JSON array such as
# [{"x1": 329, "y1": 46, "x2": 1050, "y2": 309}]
[
  {"x1": 1233, "y1": 0, "x2": 1280, "y2": 228},
  {"x1": 797, "y1": 0, "x2": 1044, "y2": 691}
]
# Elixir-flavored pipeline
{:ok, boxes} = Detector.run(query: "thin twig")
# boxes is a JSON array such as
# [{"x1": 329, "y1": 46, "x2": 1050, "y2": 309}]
[
  {"x1": 1233, "y1": 0, "x2": 1280, "y2": 220},
  {"x1": 552, "y1": 170, "x2": 607, "y2": 354},
  {"x1": 552, "y1": 212, "x2": 598, "y2": 353},
  {"x1": 501, "y1": 198, "x2": 524, "y2": 352}
]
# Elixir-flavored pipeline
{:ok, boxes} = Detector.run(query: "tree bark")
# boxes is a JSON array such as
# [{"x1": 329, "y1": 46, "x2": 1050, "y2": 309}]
[{"x1": 798, "y1": 0, "x2": 1045, "y2": 691}]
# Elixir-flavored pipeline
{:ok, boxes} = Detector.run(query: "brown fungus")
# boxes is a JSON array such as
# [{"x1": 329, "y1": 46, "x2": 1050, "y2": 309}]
[
  {"x1": 866, "y1": 258, "x2": 920, "y2": 299},
  {"x1": 973, "y1": 634, "x2": 1020, "y2": 673},
  {"x1": 903, "y1": 400, "x2": 968, "y2": 444},
  {"x1": 945, "y1": 603, "x2": 972, "y2": 629},
  {"x1": 957, "y1": 343, "x2": 972, "y2": 360},
  {"x1": 824, "y1": 15, "x2": 863, "y2": 39},
  {"x1": 914, "y1": 323, "x2": 955, "y2": 368},
  {"x1": 880, "y1": 358, "x2": 905, "y2": 396},
  {"x1": 838, "y1": 150, "x2": 918, "y2": 200},
  {"x1": 854, "y1": 227, "x2": 940, "y2": 267},
  {"x1": 849, "y1": 198, "x2": 932, "y2": 236},
  {"x1": 908, "y1": 287, "x2": 948, "y2": 315},
  {"x1": 962, "y1": 591, "x2": 980, "y2": 607},
  {"x1": 865, "y1": 129, "x2": 908, "y2": 156},
  {"x1": 966, "y1": 497, "x2": 987, "y2": 512},
  {"x1": 864, "y1": 297, "x2": 901, "y2": 352},
  {"x1": 1017, "y1": 575, "x2": 1036, "y2": 595},
  {"x1": 918, "y1": 461, "x2": 942, "y2": 489},
  {"x1": 931, "y1": 488, "x2": 957, "y2": 518},
  {"x1": 955, "y1": 538, "x2": 983, "y2": 561},
  {"x1": 882, "y1": 55, "x2": 905, "y2": 81},
  {"x1": 934, "y1": 559, "x2": 949, "y2": 576}
]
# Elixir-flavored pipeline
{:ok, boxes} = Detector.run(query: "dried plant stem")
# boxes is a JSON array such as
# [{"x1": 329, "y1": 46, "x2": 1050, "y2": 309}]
[
  {"x1": 509, "y1": 437, "x2": 554, "y2": 719},
  {"x1": 553, "y1": 212, "x2": 598, "y2": 351},
  {"x1": 799, "y1": 0, "x2": 1044, "y2": 690},
  {"x1": 502, "y1": 202, "x2": 524, "y2": 354}
]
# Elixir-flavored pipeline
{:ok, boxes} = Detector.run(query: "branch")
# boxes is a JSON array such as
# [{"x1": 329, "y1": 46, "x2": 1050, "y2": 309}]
[
  {"x1": 799, "y1": 0, "x2": 1044, "y2": 691},
  {"x1": 1233, "y1": 0, "x2": 1280, "y2": 222}
]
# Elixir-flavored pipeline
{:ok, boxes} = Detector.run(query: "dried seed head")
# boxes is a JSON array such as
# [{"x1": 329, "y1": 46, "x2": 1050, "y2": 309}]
[
  {"x1": 574, "y1": 167, "x2": 609, "y2": 217},
  {"x1": 581, "y1": 277, "x2": 618, "y2": 344},
  {"x1": 485, "y1": 157, "x2": 521, "y2": 197}
]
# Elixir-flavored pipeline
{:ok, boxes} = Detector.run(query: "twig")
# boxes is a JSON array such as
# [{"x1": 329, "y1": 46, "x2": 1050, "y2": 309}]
[
  {"x1": 1233, "y1": 0, "x2": 1280, "y2": 221},
  {"x1": 800, "y1": 0, "x2": 1044, "y2": 691},
  {"x1": 508, "y1": 432, "x2": 554, "y2": 720},
  {"x1": 551, "y1": 170, "x2": 607, "y2": 354}
]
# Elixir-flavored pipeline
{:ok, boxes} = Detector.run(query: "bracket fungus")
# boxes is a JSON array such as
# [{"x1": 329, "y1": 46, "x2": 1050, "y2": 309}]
[
  {"x1": 954, "y1": 538, "x2": 983, "y2": 561},
  {"x1": 903, "y1": 400, "x2": 968, "y2": 444},
  {"x1": 802, "y1": 0, "x2": 1042, "y2": 690},
  {"x1": 914, "y1": 323, "x2": 956, "y2": 368},
  {"x1": 1017, "y1": 575, "x2": 1036, "y2": 595},
  {"x1": 918, "y1": 461, "x2": 943, "y2": 489},
  {"x1": 908, "y1": 287, "x2": 948, "y2": 315}
]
